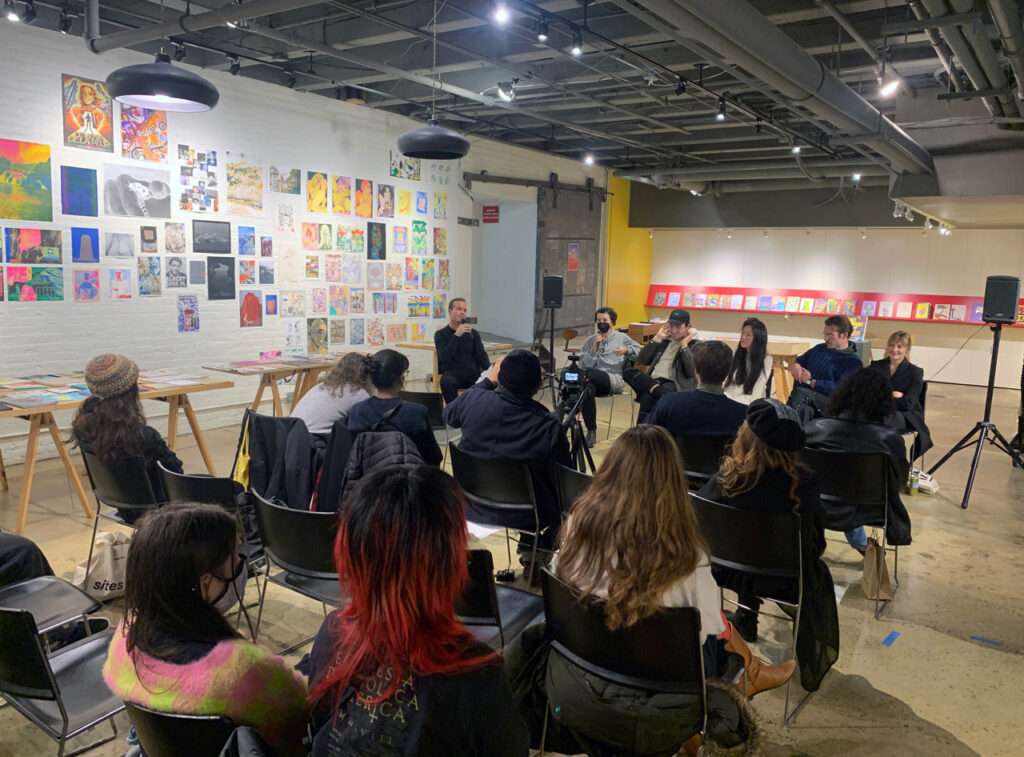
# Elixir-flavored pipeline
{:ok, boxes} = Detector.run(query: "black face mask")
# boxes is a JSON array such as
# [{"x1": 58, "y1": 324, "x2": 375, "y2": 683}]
[{"x1": 596, "y1": 321, "x2": 611, "y2": 334}]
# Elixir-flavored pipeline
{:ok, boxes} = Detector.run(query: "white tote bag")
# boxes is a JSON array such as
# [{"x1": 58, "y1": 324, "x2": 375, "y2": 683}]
[{"x1": 72, "y1": 531, "x2": 131, "y2": 601}]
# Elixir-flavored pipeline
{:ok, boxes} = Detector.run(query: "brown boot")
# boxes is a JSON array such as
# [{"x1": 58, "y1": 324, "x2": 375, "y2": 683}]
[{"x1": 723, "y1": 622, "x2": 796, "y2": 698}]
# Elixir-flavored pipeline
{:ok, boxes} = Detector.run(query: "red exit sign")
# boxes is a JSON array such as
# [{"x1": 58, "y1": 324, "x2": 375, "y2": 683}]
[{"x1": 482, "y1": 205, "x2": 500, "y2": 223}]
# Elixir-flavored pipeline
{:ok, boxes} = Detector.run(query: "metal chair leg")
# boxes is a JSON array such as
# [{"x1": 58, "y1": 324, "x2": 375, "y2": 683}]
[{"x1": 82, "y1": 510, "x2": 102, "y2": 591}]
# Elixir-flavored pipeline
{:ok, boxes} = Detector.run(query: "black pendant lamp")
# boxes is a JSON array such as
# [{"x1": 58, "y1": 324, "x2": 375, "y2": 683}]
[
  {"x1": 106, "y1": 52, "x2": 220, "y2": 113},
  {"x1": 397, "y1": 0, "x2": 469, "y2": 160}
]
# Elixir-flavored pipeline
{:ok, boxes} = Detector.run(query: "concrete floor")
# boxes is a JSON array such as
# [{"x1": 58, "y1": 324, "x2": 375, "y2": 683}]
[{"x1": 1, "y1": 379, "x2": 1022, "y2": 756}]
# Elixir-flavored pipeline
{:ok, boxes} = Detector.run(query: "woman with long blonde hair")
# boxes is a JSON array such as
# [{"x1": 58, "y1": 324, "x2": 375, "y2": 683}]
[{"x1": 699, "y1": 399, "x2": 838, "y2": 693}]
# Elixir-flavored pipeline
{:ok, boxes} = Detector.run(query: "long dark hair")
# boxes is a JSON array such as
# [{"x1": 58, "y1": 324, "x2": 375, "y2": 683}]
[
  {"x1": 828, "y1": 368, "x2": 893, "y2": 423},
  {"x1": 70, "y1": 385, "x2": 147, "y2": 464},
  {"x1": 320, "y1": 352, "x2": 373, "y2": 397},
  {"x1": 310, "y1": 466, "x2": 491, "y2": 706},
  {"x1": 725, "y1": 317, "x2": 768, "y2": 395},
  {"x1": 366, "y1": 348, "x2": 408, "y2": 391},
  {"x1": 124, "y1": 503, "x2": 242, "y2": 660}
]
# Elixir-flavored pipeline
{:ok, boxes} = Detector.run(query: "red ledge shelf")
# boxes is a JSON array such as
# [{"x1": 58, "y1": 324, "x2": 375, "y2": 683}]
[{"x1": 645, "y1": 284, "x2": 1024, "y2": 326}]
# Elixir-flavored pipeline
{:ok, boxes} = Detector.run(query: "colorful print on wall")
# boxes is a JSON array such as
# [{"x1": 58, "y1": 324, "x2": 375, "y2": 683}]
[
  {"x1": 206, "y1": 256, "x2": 236, "y2": 300},
  {"x1": 225, "y1": 152, "x2": 263, "y2": 216},
  {"x1": 410, "y1": 323, "x2": 428, "y2": 342},
  {"x1": 120, "y1": 106, "x2": 167, "y2": 162},
  {"x1": 189, "y1": 259, "x2": 206, "y2": 284},
  {"x1": 6, "y1": 266, "x2": 63, "y2": 301},
  {"x1": 268, "y1": 165, "x2": 301, "y2": 195},
  {"x1": 61, "y1": 166, "x2": 98, "y2": 216},
  {"x1": 428, "y1": 160, "x2": 453, "y2": 186},
  {"x1": 386, "y1": 263, "x2": 402, "y2": 291},
  {"x1": 367, "y1": 221, "x2": 386, "y2": 260},
  {"x1": 377, "y1": 184, "x2": 395, "y2": 218},
  {"x1": 177, "y1": 144, "x2": 218, "y2": 212},
  {"x1": 306, "y1": 171, "x2": 328, "y2": 213},
  {"x1": 102, "y1": 163, "x2": 171, "y2": 218},
  {"x1": 259, "y1": 260, "x2": 275, "y2": 285},
  {"x1": 432, "y1": 294, "x2": 446, "y2": 318},
  {"x1": 281, "y1": 290, "x2": 306, "y2": 317},
  {"x1": 389, "y1": 151, "x2": 421, "y2": 181},
  {"x1": 109, "y1": 268, "x2": 132, "y2": 299},
  {"x1": 104, "y1": 232, "x2": 134, "y2": 257},
  {"x1": 265, "y1": 294, "x2": 278, "y2": 315},
  {"x1": 165, "y1": 222, "x2": 186, "y2": 254},
  {"x1": 393, "y1": 226, "x2": 408, "y2": 255},
  {"x1": 73, "y1": 268, "x2": 100, "y2": 301},
  {"x1": 0, "y1": 140, "x2": 53, "y2": 221},
  {"x1": 373, "y1": 292, "x2": 397, "y2": 314},
  {"x1": 329, "y1": 285, "x2": 347, "y2": 316},
  {"x1": 72, "y1": 227, "x2": 99, "y2": 262},
  {"x1": 332, "y1": 176, "x2": 351, "y2": 215},
  {"x1": 415, "y1": 191, "x2": 428, "y2": 216},
  {"x1": 61, "y1": 75, "x2": 113, "y2": 152},
  {"x1": 324, "y1": 254, "x2": 342, "y2": 282},
  {"x1": 404, "y1": 257, "x2": 419, "y2": 290},
  {"x1": 421, "y1": 259, "x2": 435, "y2": 290},
  {"x1": 433, "y1": 227, "x2": 447, "y2": 256},
  {"x1": 367, "y1": 262, "x2": 384, "y2": 289},
  {"x1": 350, "y1": 318, "x2": 365, "y2": 346},
  {"x1": 311, "y1": 287, "x2": 327, "y2": 314},
  {"x1": 140, "y1": 225, "x2": 157, "y2": 253},
  {"x1": 354, "y1": 178, "x2": 373, "y2": 218},
  {"x1": 317, "y1": 223, "x2": 333, "y2": 251},
  {"x1": 411, "y1": 221, "x2": 427, "y2": 254},
  {"x1": 386, "y1": 323, "x2": 408, "y2": 343},
  {"x1": 239, "y1": 260, "x2": 255, "y2": 286},
  {"x1": 238, "y1": 226, "x2": 256, "y2": 255},
  {"x1": 192, "y1": 220, "x2": 231, "y2": 253},
  {"x1": 349, "y1": 287, "x2": 365, "y2": 313},
  {"x1": 166, "y1": 256, "x2": 186, "y2": 287},
  {"x1": 5, "y1": 229, "x2": 61, "y2": 263},
  {"x1": 408, "y1": 295, "x2": 430, "y2": 318},
  {"x1": 137, "y1": 256, "x2": 161, "y2": 296},
  {"x1": 301, "y1": 222, "x2": 319, "y2": 250},
  {"x1": 329, "y1": 319, "x2": 346, "y2": 345},
  {"x1": 178, "y1": 294, "x2": 199, "y2": 332},
  {"x1": 260, "y1": 235, "x2": 273, "y2": 257},
  {"x1": 307, "y1": 317, "x2": 328, "y2": 354},
  {"x1": 305, "y1": 255, "x2": 320, "y2": 279},
  {"x1": 367, "y1": 318, "x2": 385, "y2": 346},
  {"x1": 397, "y1": 189, "x2": 411, "y2": 216},
  {"x1": 437, "y1": 259, "x2": 450, "y2": 290},
  {"x1": 433, "y1": 192, "x2": 447, "y2": 220},
  {"x1": 337, "y1": 225, "x2": 365, "y2": 253},
  {"x1": 239, "y1": 290, "x2": 264, "y2": 328}
]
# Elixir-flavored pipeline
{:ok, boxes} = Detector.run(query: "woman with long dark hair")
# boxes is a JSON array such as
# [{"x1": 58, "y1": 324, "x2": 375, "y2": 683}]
[
  {"x1": 724, "y1": 317, "x2": 775, "y2": 404},
  {"x1": 307, "y1": 466, "x2": 528, "y2": 755},
  {"x1": 346, "y1": 349, "x2": 442, "y2": 464},
  {"x1": 699, "y1": 399, "x2": 838, "y2": 692},
  {"x1": 70, "y1": 354, "x2": 182, "y2": 518},
  {"x1": 869, "y1": 330, "x2": 932, "y2": 460},
  {"x1": 103, "y1": 503, "x2": 307, "y2": 755},
  {"x1": 291, "y1": 352, "x2": 373, "y2": 438}
]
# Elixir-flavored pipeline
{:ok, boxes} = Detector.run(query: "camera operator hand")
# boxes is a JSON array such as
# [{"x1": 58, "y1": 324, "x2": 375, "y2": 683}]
[{"x1": 488, "y1": 355, "x2": 504, "y2": 384}]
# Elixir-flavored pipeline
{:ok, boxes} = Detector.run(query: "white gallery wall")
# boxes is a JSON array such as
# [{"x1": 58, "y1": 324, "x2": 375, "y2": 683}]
[
  {"x1": 651, "y1": 227, "x2": 1024, "y2": 388},
  {"x1": 0, "y1": 23, "x2": 604, "y2": 465}
]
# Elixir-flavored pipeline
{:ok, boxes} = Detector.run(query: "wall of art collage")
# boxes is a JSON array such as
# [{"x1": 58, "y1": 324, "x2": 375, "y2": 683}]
[{"x1": 0, "y1": 23, "x2": 606, "y2": 462}]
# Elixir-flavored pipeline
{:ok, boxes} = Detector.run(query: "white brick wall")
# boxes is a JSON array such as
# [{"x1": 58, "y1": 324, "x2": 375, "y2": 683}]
[{"x1": 0, "y1": 23, "x2": 607, "y2": 465}]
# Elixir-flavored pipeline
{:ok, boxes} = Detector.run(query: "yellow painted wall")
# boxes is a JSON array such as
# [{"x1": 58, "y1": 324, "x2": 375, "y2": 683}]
[{"x1": 604, "y1": 176, "x2": 653, "y2": 324}]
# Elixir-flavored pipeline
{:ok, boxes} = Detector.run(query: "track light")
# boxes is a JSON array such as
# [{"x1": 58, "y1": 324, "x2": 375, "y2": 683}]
[
  {"x1": 726, "y1": 230, "x2": 732, "y2": 239},
  {"x1": 285, "y1": 73, "x2": 297, "y2": 88},
  {"x1": 58, "y1": 7, "x2": 72, "y2": 33},
  {"x1": 861, "y1": 229, "x2": 868, "y2": 240},
  {"x1": 649, "y1": 229, "x2": 654, "y2": 239},
  {"x1": 571, "y1": 27, "x2": 582, "y2": 56},
  {"x1": 851, "y1": 172, "x2": 862, "y2": 182},
  {"x1": 228, "y1": 55, "x2": 240, "y2": 76},
  {"x1": 497, "y1": 78, "x2": 518, "y2": 102},
  {"x1": 791, "y1": 142, "x2": 801, "y2": 155},
  {"x1": 536, "y1": 16, "x2": 548, "y2": 42},
  {"x1": 492, "y1": 2, "x2": 509, "y2": 24},
  {"x1": 675, "y1": 77, "x2": 687, "y2": 96},
  {"x1": 172, "y1": 41, "x2": 186, "y2": 61},
  {"x1": 584, "y1": 153, "x2": 594, "y2": 165},
  {"x1": 716, "y1": 98, "x2": 725, "y2": 121},
  {"x1": 924, "y1": 219, "x2": 934, "y2": 230},
  {"x1": 879, "y1": 78, "x2": 899, "y2": 97},
  {"x1": 20, "y1": 0, "x2": 35, "y2": 22},
  {"x1": 892, "y1": 200, "x2": 904, "y2": 219},
  {"x1": 903, "y1": 206, "x2": 914, "y2": 222},
  {"x1": 4, "y1": 1, "x2": 18, "y2": 22}
]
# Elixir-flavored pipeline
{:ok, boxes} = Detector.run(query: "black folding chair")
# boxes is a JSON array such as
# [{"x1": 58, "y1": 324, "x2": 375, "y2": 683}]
[
  {"x1": 539, "y1": 569, "x2": 706, "y2": 755},
  {"x1": 251, "y1": 489, "x2": 345, "y2": 653},
  {"x1": 448, "y1": 442, "x2": 543, "y2": 584},
  {"x1": 0, "y1": 576, "x2": 101, "y2": 652},
  {"x1": 673, "y1": 435, "x2": 733, "y2": 489},
  {"x1": 80, "y1": 451, "x2": 163, "y2": 590},
  {"x1": 690, "y1": 494, "x2": 808, "y2": 723},
  {"x1": 555, "y1": 463, "x2": 592, "y2": 518},
  {"x1": 455, "y1": 549, "x2": 543, "y2": 651},
  {"x1": 399, "y1": 390, "x2": 458, "y2": 464},
  {"x1": 0, "y1": 608, "x2": 122, "y2": 757},
  {"x1": 124, "y1": 702, "x2": 236, "y2": 757},
  {"x1": 800, "y1": 449, "x2": 897, "y2": 618}
]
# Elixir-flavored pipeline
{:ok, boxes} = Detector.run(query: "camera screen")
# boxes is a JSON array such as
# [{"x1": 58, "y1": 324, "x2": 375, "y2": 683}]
[{"x1": 564, "y1": 372, "x2": 578, "y2": 382}]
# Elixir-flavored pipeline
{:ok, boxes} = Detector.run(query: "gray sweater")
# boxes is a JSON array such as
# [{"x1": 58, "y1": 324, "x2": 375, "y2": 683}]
[
  {"x1": 579, "y1": 330, "x2": 642, "y2": 391},
  {"x1": 290, "y1": 384, "x2": 370, "y2": 436}
]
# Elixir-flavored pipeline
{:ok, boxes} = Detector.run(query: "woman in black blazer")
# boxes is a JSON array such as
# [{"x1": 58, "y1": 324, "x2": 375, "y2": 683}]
[{"x1": 869, "y1": 331, "x2": 932, "y2": 461}]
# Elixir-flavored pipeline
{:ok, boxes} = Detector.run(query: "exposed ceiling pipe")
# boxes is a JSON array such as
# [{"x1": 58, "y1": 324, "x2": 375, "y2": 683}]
[
  {"x1": 615, "y1": 0, "x2": 933, "y2": 175},
  {"x1": 906, "y1": 0, "x2": 962, "y2": 93},
  {"x1": 621, "y1": 165, "x2": 888, "y2": 183},
  {"x1": 987, "y1": 0, "x2": 1024, "y2": 106},
  {"x1": 716, "y1": 176, "x2": 888, "y2": 193},
  {"x1": 813, "y1": 0, "x2": 913, "y2": 95},
  {"x1": 616, "y1": 158, "x2": 874, "y2": 178},
  {"x1": 83, "y1": 0, "x2": 327, "y2": 54},
  {"x1": 947, "y1": 0, "x2": 1021, "y2": 118}
]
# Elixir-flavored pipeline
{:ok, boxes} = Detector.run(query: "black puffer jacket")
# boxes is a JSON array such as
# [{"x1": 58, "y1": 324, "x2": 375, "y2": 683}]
[{"x1": 337, "y1": 431, "x2": 423, "y2": 509}]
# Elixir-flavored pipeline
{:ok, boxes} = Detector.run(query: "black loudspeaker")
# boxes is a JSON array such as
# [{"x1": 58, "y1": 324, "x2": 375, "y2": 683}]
[
  {"x1": 543, "y1": 275, "x2": 564, "y2": 309},
  {"x1": 982, "y1": 275, "x2": 1021, "y2": 324}
]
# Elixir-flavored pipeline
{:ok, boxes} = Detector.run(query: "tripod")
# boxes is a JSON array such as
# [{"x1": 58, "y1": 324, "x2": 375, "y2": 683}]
[
  {"x1": 927, "y1": 323, "x2": 1024, "y2": 508},
  {"x1": 559, "y1": 385, "x2": 596, "y2": 473}
]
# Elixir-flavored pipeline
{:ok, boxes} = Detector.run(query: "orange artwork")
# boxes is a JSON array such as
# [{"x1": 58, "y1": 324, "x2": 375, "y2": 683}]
[{"x1": 354, "y1": 178, "x2": 373, "y2": 218}]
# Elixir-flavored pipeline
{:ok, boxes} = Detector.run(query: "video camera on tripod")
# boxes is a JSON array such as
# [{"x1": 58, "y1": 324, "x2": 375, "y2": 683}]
[{"x1": 554, "y1": 355, "x2": 591, "y2": 424}]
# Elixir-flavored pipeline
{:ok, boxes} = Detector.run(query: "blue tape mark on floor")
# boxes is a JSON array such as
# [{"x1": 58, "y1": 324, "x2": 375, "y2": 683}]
[
  {"x1": 882, "y1": 631, "x2": 900, "y2": 647},
  {"x1": 969, "y1": 636, "x2": 1003, "y2": 647}
]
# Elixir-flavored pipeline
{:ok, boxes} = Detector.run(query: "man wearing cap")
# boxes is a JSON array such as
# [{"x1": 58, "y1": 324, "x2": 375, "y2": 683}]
[
  {"x1": 646, "y1": 341, "x2": 747, "y2": 438},
  {"x1": 443, "y1": 349, "x2": 571, "y2": 532},
  {"x1": 623, "y1": 308, "x2": 700, "y2": 423},
  {"x1": 434, "y1": 297, "x2": 490, "y2": 404}
]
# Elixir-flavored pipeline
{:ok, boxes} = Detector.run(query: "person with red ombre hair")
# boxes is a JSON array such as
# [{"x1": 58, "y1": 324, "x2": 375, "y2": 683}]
[{"x1": 307, "y1": 465, "x2": 528, "y2": 756}]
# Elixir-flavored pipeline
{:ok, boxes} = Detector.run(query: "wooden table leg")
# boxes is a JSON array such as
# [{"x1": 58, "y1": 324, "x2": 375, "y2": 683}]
[
  {"x1": 181, "y1": 395, "x2": 217, "y2": 476},
  {"x1": 44, "y1": 413, "x2": 93, "y2": 520},
  {"x1": 432, "y1": 353, "x2": 441, "y2": 393},
  {"x1": 271, "y1": 374, "x2": 285, "y2": 416},
  {"x1": 15, "y1": 414, "x2": 43, "y2": 535},
  {"x1": 0, "y1": 445, "x2": 8, "y2": 491},
  {"x1": 166, "y1": 395, "x2": 181, "y2": 452}
]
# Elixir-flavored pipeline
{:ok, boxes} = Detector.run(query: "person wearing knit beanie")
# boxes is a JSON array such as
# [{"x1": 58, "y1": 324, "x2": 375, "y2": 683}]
[{"x1": 84, "y1": 354, "x2": 139, "y2": 400}]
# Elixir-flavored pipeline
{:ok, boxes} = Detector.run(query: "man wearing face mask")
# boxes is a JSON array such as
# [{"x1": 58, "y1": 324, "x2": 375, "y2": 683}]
[
  {"x1": 623, "y1": 308, "x2": 701, "y2": 423},
  {"x1": 578, "y1": 307, "x2": 641, "y2": 447}
]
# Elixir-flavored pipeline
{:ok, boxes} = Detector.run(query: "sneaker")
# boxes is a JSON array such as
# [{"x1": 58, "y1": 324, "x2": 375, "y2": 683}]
[{"x1": 585, "y1": 428, "x2": 597, "y2": 448}]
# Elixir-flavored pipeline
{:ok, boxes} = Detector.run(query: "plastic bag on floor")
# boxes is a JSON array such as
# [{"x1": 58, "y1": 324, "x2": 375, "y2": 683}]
[{"x1": 71, "y1": 531, "x2": 131, "y2": 600}]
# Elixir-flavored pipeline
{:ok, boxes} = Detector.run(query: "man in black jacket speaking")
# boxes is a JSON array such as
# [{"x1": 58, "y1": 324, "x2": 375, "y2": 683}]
[
  {"x1": 434, "y1": 297, "x2": 490, "y2": 403},
  {"x1": 623, "y1": 308, "x2": 700, "y2": 422}
]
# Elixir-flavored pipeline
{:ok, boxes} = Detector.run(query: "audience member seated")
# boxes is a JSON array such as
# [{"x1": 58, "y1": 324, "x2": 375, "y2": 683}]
[
  {"x1": 70, "y1": 353, "x2": 182, "y2": 521},
  {"x1": 435, "y1": 296, "x2": 490, "y2": 404},
  {"x1": 578, "y1": 306, "x2": 642, "y2": 447},
  {"x1": 290, "y1": 352, "x2": 372, "y2": 442},
  {"x1": 787, "y1": 315, "x2": 862, "y2": 422},
  {"x1": 347, "y1": 349, "x2": 442, "y2": 466},
  {"x1": 869, "y1": 330, "x2": 933, "y2": 461},
  {"x1": 698, "y1": 400, "x2": 838, "y2": 692},
  {"x1": 623, "y1": 309, "x2": 700, "y2": 423},
  {"x1": 443, "y1": 349, "x2": 571, "y2": 532},
  {"x1": 804, "y1": 369, "x2": 912, "y2": 554},
  {"x1": 103, "y1": 504, "x2": 308, "y2": 756},
  {"x1": 555, "y1": 425, "x2": 795, "y2": 707},
  {"x1": 308, "y1": 466, "x2": 529, "y2": 756},
  {"x1": 646, "y1": 341, "x2": 747, "y2": 438},
  {"x1": 724, "y1": 317, "x2": 776, "y2": 404},
  {"x1": 0, "y1": 530, "x2": 53, "y2": 587}
]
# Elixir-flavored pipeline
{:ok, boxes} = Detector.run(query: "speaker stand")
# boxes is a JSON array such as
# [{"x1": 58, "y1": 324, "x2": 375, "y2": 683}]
[
  {"x1": 927, "y1": 324, "x2": 1024, "y2": 508},
  {"x1": 547, "y1": 305, "x2": 558, "y2": 406}
]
